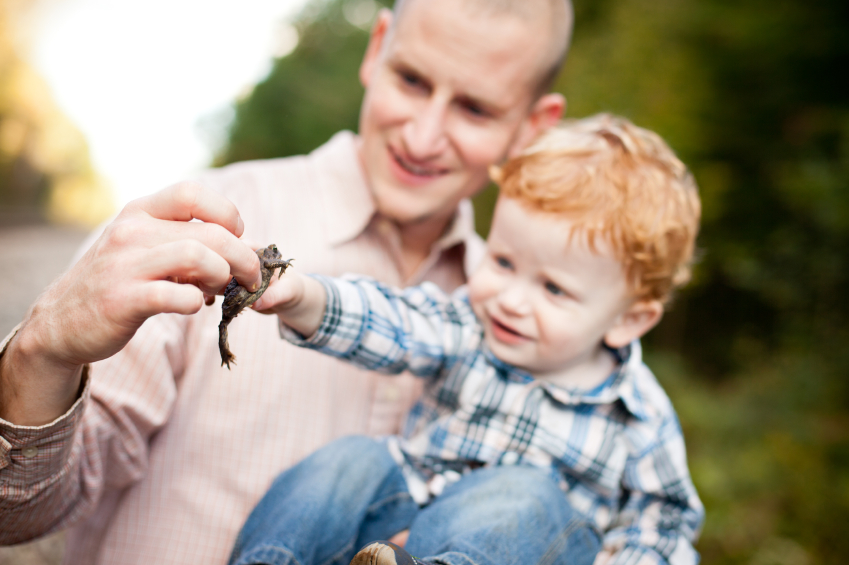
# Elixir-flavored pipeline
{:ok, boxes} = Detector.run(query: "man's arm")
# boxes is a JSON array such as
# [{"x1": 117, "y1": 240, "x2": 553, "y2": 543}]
[{"x1": 0, "y1": 182, "x2": 262, "y2": 426}]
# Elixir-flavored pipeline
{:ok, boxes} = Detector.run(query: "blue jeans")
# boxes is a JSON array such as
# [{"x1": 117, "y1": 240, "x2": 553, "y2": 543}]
[{"x1": 229, "y1": 436, "x2": 600, "y2": 565}]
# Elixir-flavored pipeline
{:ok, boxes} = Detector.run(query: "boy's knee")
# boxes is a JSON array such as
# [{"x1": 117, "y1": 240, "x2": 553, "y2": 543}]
[
  {"x1": 440, "y1": 465, "x2": 573, "y2": 524},
  {"x1": 308, "y1": 435, "x2": 390, "y2": 476},
  {"x1": 472, "y1": 465, "x2": 562, "y2": 500}
]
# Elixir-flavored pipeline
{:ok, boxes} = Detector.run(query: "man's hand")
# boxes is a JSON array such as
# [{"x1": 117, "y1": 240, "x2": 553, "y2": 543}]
[{"x1": 0, "y1": 182, "x2": 262, "y2": 425}]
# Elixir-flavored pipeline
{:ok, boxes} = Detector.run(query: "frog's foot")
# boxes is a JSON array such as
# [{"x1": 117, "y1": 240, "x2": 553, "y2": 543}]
[
  {"x1": 221, "y1": 348, "x2": 236, "y2": 370},
  {"x1": 218, "y1": 322, "x2": 237, "y2": 369},
  {"x1": 268, "y1": 258, "x2": 294, "y2": 279}
]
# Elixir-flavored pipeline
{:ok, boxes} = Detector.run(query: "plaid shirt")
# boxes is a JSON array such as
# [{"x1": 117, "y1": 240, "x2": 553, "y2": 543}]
[{"x1": 282, "y1": 275, "x2": 704, "y2": 565}]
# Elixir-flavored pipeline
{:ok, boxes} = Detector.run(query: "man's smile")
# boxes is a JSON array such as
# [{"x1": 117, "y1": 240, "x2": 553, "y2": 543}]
[{"x1": 388, "y1": 145, "x2": 449, "y2": 179}]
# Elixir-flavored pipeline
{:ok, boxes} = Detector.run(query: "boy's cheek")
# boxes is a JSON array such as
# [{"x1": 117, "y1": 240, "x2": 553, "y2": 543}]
[{"x1": 466, "y1": 271, "x2": 493, "y2": 308}]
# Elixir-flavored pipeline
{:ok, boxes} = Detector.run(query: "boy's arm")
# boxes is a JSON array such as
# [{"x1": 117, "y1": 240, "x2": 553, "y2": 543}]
[
  {"x1": 257, "y1": 273, "x2": 477, "y2": 377},
  {"x1": 601, "y1": 414, "x2": 705, "y2": 565}
]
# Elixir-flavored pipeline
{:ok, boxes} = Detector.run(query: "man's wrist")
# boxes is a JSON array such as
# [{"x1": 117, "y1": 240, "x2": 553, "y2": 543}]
[{"x1": 0, "y1": 326, "x2": 85, "y2": 426}]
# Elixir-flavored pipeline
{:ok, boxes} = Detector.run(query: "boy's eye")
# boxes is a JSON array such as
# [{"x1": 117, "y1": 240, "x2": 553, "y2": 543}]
[
  {"x1": 495, "y1": 256, "x2": 513, "y2": 270},
  {"x1": 544, "y1": 282, "x2": 565, "y2": 296}
]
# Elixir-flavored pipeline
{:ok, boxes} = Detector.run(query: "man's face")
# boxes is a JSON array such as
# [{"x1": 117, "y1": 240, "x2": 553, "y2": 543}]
[
  {"x1": 468, "y1": 197, "x2": 635, "y2": 382},
  {"x1": 357, "y1": 0, "x2": 563, "y2": 229}
]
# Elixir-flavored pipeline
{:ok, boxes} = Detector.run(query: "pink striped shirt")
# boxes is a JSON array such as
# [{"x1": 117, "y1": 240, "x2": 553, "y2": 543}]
[{"x1": 0, "y1": 131, "x2": 485, "y2": 564}]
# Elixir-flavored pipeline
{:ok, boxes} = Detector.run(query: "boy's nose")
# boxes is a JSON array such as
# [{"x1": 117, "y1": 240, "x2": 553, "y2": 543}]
[
  {"x1": 497, "y1": 285, "x2": 531, "y2": 316},
  {"x1": 401, "y1": 97, "x2": 450, "y2": 161}
]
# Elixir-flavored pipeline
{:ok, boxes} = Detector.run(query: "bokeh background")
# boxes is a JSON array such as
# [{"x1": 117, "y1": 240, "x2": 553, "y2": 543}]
[{"x1": 1, "y1": 0, "x2": 847, "y2": 563}]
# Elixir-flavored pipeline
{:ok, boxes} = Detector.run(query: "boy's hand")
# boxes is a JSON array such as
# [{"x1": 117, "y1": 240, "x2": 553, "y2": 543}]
[
  {"x1": 250, "y1": 270, "x2": 307, "y2": 314},
  {"x1": 251, "y1": 271, "x2": 327, "y2": 338}
]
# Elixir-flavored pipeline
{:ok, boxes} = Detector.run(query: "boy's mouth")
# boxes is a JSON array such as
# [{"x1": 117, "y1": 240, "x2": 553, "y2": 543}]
[{"x1": 489, "y1": 316, "x2": 529, "y2": 345}]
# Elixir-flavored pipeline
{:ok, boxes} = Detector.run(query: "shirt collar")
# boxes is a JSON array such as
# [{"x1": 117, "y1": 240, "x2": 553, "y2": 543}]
[
  {"x1": 313, "y1": 131, "x2": 378, "y2": 247},
  {"x1": 485, "y1": 338, "x2": 654, "y2": 422},
  {"x1": 316, "y1": 131, "x2": 483, "y2": 269}
]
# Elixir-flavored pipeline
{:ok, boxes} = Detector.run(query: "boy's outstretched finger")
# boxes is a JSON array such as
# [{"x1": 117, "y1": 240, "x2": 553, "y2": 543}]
[{"x1": 250, "y1": 274, "x2": 301, "y2": 314}]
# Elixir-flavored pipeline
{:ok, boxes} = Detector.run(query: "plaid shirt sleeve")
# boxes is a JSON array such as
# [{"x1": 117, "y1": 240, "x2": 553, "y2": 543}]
[
  {"x1": 602, "y1": 411, "x2": 704, "y2": 565},
  {"x1": 280, "y1": 274, "x2": 479, "y2": 377}
]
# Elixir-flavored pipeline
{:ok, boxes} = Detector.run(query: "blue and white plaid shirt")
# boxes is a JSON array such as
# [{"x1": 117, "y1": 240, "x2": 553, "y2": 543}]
[{"x1": 281, "y1": 275, "x2": 704, "y2": 565}]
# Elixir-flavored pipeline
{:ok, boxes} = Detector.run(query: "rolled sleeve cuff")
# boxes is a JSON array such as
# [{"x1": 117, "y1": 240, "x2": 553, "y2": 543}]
[
  {"x1": 278, "y1": 274, "x2": 368, "y2": 356},
  {"x1": 0, "y1": 325, "x2": 90, "y2": 482}
]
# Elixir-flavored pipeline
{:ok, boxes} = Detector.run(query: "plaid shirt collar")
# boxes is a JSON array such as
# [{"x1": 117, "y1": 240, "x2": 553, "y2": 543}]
[{"x1": 481, "y1": 340, "x2": 653, "y2": 422}]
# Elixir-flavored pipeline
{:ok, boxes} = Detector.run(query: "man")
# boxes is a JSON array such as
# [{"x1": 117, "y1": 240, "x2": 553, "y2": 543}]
[{"x1": 0, "y1": 0, "x2": 570, "y2": 562}]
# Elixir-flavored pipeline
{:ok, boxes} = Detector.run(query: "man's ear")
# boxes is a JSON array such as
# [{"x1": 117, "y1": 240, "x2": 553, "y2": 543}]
[
  {"x1": 359, "y1": 9, "x2": 393, "y2": 88},
  {"x1": 604, "y1": 299, "x2": 664, "y2": 349},
  {"x1": 507, "y1": 93, "x2": 566, "y2": 158}
]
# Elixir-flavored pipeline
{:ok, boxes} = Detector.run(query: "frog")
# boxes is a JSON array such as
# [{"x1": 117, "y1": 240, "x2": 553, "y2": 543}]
[{"x1": 219, "y1": 244, "x2": 293, "y2": 369}]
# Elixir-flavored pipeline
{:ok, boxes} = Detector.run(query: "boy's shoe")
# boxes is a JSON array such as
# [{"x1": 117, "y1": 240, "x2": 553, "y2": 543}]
[{"x1": 350, "y1": 540, "x2": 437, "y2": 565}]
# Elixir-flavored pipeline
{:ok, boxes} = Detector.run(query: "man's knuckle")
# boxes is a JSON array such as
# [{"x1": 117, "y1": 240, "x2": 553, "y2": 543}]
[
  {"x1": 106, "y1": 220, "x2": 138, "y2": 248},
  {"x1": 181, "y1": 240, "x2": 207, "y2": 268},
  {"x1": 172, "y1": 181, "x2": 203, "y2": 209}
]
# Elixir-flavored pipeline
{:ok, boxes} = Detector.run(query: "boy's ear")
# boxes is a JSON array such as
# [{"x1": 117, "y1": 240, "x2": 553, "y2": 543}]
[
  {"x1": 359, "y1": 9, "x2": 393, "y2": 88},
  {"x1": 604, "y1": 300, "x2": 664, "y2": 349},
  {"x1": 507, "y1": 93, "x2": 566, "y2": 158}
]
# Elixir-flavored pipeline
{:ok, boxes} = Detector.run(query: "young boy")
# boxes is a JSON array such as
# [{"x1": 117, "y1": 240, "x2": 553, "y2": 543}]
[{"x1": 228, "y1": 114, "x2": 705, "y2": 565}]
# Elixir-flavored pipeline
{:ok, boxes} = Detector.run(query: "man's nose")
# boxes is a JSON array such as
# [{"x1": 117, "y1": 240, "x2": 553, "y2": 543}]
[{"x1": 401, "y1": 97, "x2": 450, "y2": 161}]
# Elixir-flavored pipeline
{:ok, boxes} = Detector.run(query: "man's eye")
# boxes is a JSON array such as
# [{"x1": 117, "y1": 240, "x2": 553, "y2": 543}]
[
  {"x1": 545, "y1": 282, "x2": 565, "y2": 296},
  {"x1": 401, "y1": 72, "x2": 423, "y2": 88},
  {"x1": 461, "y1": 101, "x2": 489, "y2": 118}
]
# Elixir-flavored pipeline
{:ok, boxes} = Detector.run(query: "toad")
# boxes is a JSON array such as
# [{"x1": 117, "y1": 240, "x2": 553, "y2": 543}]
[{"x1": 219, "y1": 244, "x2": 293, "y2": 369}]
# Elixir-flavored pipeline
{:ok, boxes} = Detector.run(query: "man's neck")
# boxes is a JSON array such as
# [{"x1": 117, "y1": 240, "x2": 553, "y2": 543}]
[{"x1": 396, "y1": 215, "x2": 452, "y2": 282}]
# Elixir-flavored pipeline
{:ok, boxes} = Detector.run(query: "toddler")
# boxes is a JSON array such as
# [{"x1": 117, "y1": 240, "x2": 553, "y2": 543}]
[{"x1": 228, "y1": 114, "x2": 705, "y2": 565}]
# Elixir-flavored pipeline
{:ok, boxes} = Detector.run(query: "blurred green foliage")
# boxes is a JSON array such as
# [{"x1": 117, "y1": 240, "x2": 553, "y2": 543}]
[{"x1": 218, "y1": 0, "x2": 849, "y2": 562}]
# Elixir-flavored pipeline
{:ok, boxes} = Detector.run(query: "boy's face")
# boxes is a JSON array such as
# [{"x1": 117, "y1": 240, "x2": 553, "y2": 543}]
[
  {"x1": 356, "y1": 0, "x2": 564, "y2": 229},
  {"x1": 468, "y1": 197, "x2": 645, "y2": 382}
]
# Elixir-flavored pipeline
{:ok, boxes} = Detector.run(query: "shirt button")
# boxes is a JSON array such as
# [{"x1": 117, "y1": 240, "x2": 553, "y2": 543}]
[{"x1": 22, "y1": 446, "x2": 39, "y2": 458}]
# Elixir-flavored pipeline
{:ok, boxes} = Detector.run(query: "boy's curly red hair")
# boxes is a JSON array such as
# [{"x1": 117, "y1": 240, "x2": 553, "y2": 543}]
[{"x1": 492, "y1": 113, "x2": 701, "y2": 304}]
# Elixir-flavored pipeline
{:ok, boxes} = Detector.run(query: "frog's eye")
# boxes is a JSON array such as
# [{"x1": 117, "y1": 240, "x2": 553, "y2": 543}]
[{"x1": 271, "y1": 245, "x2": 278, "y2": 252}]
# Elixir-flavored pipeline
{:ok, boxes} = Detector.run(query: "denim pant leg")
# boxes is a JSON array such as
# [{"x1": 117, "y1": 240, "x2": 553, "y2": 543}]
[
  {"x1": 405, "y1": 466, "x2": 601, "y2": 565},
  {"x1": 229, "y1": 436, "x2": 419, "y2": 565}
]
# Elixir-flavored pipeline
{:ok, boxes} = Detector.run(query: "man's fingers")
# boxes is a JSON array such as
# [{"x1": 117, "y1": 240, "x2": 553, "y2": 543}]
[
  {"x1": 134, "y1": 281, "x2": 206, "y2": 319},
  {"x1": 108, "y1": 202, "x2": 261, "y2": 290},
  {"x1": 145, "y1": 219, "x2": 261, "y2": 290},
  {"x1": 131, "y1": 181, "x2": 245, "y2": 237},
  {"x1": 137, "y1": 240, "x2": 234, "y2": 295}
]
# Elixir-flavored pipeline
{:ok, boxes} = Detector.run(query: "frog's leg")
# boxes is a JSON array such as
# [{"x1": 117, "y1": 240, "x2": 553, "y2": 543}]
[
  {"x1": 219, "y1": 318, "x2": 237, "y2": 369},
  {"x1": 266, "y1": 258, "x2": 294, "y2": 279}
]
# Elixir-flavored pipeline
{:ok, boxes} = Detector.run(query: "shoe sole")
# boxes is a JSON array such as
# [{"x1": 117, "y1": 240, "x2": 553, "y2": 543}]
[{"x1": 350, "y1": 541, "x2": 415, "y2": 565}]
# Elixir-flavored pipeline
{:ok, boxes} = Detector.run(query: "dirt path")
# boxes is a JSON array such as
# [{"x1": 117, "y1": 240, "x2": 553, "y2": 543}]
[{"x1": 0, "y1": 223, "x2": 89, "y2": 564}]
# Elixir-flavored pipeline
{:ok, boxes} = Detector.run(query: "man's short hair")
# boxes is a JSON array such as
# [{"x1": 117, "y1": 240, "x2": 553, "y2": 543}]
[
  {"x1": 392, "y1": 0, "x2": 574, "y2": 95},
  {"x1": 492, "y1": 114, "x2": 702, "y2": 304}
]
